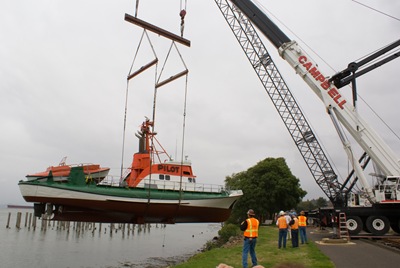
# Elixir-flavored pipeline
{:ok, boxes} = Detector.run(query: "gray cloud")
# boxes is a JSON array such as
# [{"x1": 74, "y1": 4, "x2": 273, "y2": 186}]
[{"x1": 1, "y1": 0, "x2": 399, "y2": 205}]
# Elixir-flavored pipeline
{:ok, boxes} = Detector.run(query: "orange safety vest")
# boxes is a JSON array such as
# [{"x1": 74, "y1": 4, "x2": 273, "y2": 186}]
[
  {"x1": 298, "y1": 215, "x2": 307, "y2": 227},
  {"x1": 277, "y1": 216, "x2": 288, "y2": 229},
  {"x1": 244, "y1": 217, "x2": 259, "y2": 238},
  {"x1": 291, "y1": 217, "x2": 299, "y2": 229}
]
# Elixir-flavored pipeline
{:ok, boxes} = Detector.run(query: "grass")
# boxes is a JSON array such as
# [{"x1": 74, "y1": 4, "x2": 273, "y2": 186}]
[{"x1": 172, "y1": 226, "x2": 334, "y2": 268}]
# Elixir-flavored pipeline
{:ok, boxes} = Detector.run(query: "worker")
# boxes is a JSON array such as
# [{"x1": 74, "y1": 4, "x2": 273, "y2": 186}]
[
  {"x1": 298, "y1": 211, "x2": 308, "y2": 244},
  {"x1": 285, "y1": 211, "x2": 292, "y2": 239},
  {"x1": 240, "y1": 209, "x2": 259, "y2": 268},
  {"x1": 331, "y1": 213, "x2": 338, "y2": 238},
  {"x1": 276, "y1": 211, "x2": 289, "y2": 249},
  {"x1": 290, "y1": 213, "x2": 299, "y2": 247}
]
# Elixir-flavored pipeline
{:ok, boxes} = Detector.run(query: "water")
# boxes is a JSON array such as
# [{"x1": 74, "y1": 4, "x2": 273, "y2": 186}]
[{"x1": 0, "y1": 208, "x2": 220, "y2": 268}]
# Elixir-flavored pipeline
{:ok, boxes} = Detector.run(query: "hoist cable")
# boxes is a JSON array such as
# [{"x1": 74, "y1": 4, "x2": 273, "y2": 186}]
[
  {"x1": 135, "y1": 0, "x2": 139, "y2": 17},
  {"x1": 179, "y1": 73, "x2": 189, "y2": 203},
  {"x1": 351, "y1": 0, "x2": 400, "y2": 22},
  {"x1": 152, "y1": 41, "x2": 175, "y2": 134},
  {"x1": 120, "y1": 29, "x2": 158, "y2": 183},
  {"x1": 255, "y1": 0, "x2": 400, "y2": 179},
  {"x1": 154, "y1": 38, "x2": 189, "y2": 205},
  {"x1": 173, "y1": 41, "x2": 188, "y2": 70},
  {"x1": 119, "y1": 30, "x2": 146, "y2": 183},
  {"x1": 349, "y1": 42, "x2": 400, "y2": 142},
  {"x1": 156, "y1": 41, "x2": 174, "y2": 85},
  {"x1": 180, "y1": 0, "x2": 187, "y2": 10},
  {"x1": 358, "y1": 95, "x2": 400, "y2": 142}
]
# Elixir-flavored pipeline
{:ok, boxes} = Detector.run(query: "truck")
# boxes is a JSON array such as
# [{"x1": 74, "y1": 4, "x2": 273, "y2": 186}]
[{"x1": 215, "y1": 0, "x2": 400, "y2": 235}]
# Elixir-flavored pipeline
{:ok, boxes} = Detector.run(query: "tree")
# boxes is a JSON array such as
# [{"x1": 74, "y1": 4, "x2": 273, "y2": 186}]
[
  {"x1": 296, "y1": 199, "x2": 314, "y2": 212},
  {"x1": 315, "y1": 197, "x2": 329, "y2": 208},
  {"x1": 296, "y1": 197, "x2": 330, "y2": 212},
  {"x1": 225, "y1": 157, "x2": 306, "y2": 224}
]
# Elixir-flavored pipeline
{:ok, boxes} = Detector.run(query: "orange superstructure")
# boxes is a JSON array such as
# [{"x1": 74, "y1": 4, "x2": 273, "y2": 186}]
[{"x1": 125, "y1": 118, "x2": 196, "y2": 188}]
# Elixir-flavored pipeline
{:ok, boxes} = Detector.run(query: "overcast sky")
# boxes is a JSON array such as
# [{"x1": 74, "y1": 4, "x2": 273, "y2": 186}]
[{"x1": 1, "y1": 0, "x2": 399, "y2": 205}]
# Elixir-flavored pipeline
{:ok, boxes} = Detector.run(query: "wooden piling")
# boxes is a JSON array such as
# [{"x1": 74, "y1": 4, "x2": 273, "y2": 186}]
[
  {"x1": 41, "y1": 215, "x2": 46, "y2": 231},
  {"x1": 16, "y1": 212, "x2": 22, "y2": 229},
  {"x1": 32, "y1": 215, "x2": 36, "y2": 230},
  {"x1": 76, "y1": 221, "x2": 81, "y2": 235},
  {"x1": 4, "y1": 212, "x2": 156, "y2": 239},
  {"x1": 28, "y1": 213, "x2": 32, "y2": 230},
  {"x1": 24, "y1": 212, "x2": 28, "y2": 227},
  {"x1": 6, "y1": 212, "x2": 11, "y2": 229}
]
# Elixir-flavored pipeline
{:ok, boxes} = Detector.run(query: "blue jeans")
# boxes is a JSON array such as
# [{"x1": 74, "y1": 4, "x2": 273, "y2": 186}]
[
  {"x1": 291, "y1": 229, "x2": 299, "y2": 247},
  {"x1": 278, "y1": 229, "x2": 287, "y2": 248},
  {"x1": 242, "y1": 237, "x2": 257, "y2": 268},
  {"x1": 299, "y1": 226, "x2": 307, "y2": 244}
]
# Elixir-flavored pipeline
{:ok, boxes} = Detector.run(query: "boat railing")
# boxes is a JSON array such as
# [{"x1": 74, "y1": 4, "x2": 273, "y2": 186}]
[
  {"x1": 98, "y1": 176, "x2": 120, "y2": 186},
  {"x1": 99, "y1": 175, "x2": 227, "y2": 193}
]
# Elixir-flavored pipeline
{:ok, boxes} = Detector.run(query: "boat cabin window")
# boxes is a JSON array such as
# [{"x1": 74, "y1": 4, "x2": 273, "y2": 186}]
[
  {"x1": 159, "y1": 175, "x2": 170, "y2": 181},
  {"x1": 188, "y1": 178, "x2": 196, "y2": 183},
  {"x1": 183, "y1": 171, "x2": 191, "y2": 175}
]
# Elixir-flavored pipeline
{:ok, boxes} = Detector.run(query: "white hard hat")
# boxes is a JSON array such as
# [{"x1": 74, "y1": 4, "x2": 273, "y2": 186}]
[
  {"x1": 279, "y1": 211, "x2": 285, "y2": 216},
  {"x1": 247, "y1": 209, "x2": 255, "y2": 216}
]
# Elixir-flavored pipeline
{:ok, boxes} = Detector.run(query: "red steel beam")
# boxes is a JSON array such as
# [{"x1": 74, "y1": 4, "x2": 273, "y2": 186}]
[
  {"x1": 127, "y1": 59, "x2": 158, "y2": 81},
  {"x1": 156, "y1": 70, "x2": 189, "y2": 88},
  {"x1": 125, "y1": 14, "x2": 191, "y2": 47}
]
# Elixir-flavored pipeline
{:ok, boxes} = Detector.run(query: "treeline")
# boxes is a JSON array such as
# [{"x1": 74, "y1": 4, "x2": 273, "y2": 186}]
[
  {"x1": 223, "y1": 157, "x2": 329, "y2": 224},
  {"x1": 296, "y1": 197, "x2": 331, "y2": 212}
]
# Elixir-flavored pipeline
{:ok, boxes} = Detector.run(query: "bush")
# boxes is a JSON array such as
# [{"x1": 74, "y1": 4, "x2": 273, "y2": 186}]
[{"x1": 218, "y1": 223, "x2": 241, "y2": 244}]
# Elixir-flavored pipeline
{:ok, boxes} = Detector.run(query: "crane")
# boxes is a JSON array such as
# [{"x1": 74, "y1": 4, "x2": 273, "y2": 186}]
[{"x1": 215, "y1": 0, "x2": 400, "y2": 235}]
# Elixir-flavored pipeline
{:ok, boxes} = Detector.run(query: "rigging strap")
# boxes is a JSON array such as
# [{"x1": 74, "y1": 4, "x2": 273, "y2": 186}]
[
  {"x1": 121, "y1": 29, "x2": 158, "y2": 184},
  {"x1": 135, "y1": 0, "x2": 139, "y2": 17}
]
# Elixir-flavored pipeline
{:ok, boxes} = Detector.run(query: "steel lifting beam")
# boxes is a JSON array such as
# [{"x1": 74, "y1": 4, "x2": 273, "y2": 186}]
[
  {"x1": 156, "y1": 70, "x2": 189, "y2": 88},
  {"x1": 125, "y1": 14, "x2": 191, "y2": 47},
  {"x1": 128, "y1": 59, "x2": 159, "y2": 81}
]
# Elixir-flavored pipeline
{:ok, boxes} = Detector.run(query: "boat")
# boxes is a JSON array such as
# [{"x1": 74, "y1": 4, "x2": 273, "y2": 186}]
[
  {"x1": 18, "y1": 118, "x2": 242, "y2": 223},
  {"x1": 26, "y1": 157, "x2": 110, "y2": 183},
  {"x1": 18, "y1": 7, "x2": 242, "y2": 224}
]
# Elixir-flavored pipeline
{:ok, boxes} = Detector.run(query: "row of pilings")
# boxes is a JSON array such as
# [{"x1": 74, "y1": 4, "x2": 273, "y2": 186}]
[{"x1": 5, "y1": 211, "x2": 163, "y2": 237}]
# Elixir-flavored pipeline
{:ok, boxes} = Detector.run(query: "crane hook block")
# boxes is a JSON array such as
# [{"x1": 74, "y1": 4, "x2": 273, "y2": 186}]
[{"x1": 180, "y1": 9, "x2": 187, "y2": 19}]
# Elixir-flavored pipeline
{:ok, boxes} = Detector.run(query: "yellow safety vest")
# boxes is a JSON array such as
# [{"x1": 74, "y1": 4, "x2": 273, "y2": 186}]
[
  {"x1": 277, "y1": 216, "x2": 288, "y2": 229},
  {"x1": 291, "y1": 217, "x2": 299, "y2": 229},
  {"x1": 244, "y1": 217, "x2": 259, "y2": 238},
  {"x1": 298, "y1": 215, "x2": 307, "y2": 227}
]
